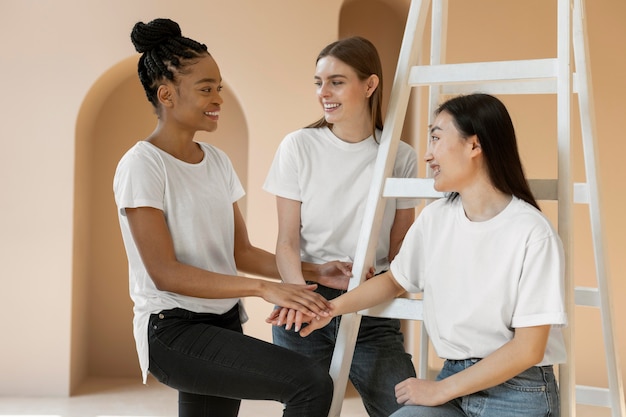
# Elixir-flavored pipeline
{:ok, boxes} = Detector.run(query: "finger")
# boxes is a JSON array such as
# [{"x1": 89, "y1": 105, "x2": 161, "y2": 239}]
[
  {"x1": 296, "y1": 289, "x2": 332, "y2": 315},
  {"x1": 277, "y1": 307, "x2": 289, "y2": 326},
  {"x1": 299, "y1": 321, "x2": 316, "y2": 337},
  {"x1": 294, "y1": 311, "x2": 303, "y2": 332},
  {"x1": 279, "y1": 287, "x2": 330, "y2": 318},
  {"x1": 337, "y1": 262, "x2": 353, "y2": 276},
  {"x1": 285, "y1": 308, "x2": 296, "y2": 331},
  {"x1": 266, "y1": 306, "x2": 281, "y2": 321}
]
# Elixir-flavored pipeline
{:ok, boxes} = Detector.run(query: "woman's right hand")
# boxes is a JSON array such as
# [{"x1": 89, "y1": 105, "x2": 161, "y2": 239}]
[
  {"x1": 298, "y1": 312, "x2": 333, "y2": 337},
  {"x1": 266, "y1": 306, "x2": 312, "y2": 332},
  {"x1": 262, "y1": 282, "x2": 331, "y2": 320}
]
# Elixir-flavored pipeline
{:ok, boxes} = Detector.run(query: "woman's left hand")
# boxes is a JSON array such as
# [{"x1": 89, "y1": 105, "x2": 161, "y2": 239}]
[{"x1": 395, "y1": 377, "x2": 449, "y2": 407}]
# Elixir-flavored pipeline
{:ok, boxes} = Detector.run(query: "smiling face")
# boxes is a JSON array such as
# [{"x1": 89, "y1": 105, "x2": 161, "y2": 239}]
[
  {"x1": 314, "y1": 56, "x2": 376, "y2": 139},
  {"x1": 160, "y1": 54, "x2": 224, "y2": 134},
  {"x1": 425, "y1": 111, "x2": 481, "y2": 192}
]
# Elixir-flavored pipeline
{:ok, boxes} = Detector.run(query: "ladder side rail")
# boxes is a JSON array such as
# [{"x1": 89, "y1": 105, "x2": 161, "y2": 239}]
[
  {"x1": 418, "y1": 0, "x2": 448, "y2": 381},
  {"x1": 556, "y1": 1, "x2": 575, "y2": 416},
  {"x1": 428, "y1": 0, "x2": 448, "y2": 114},
  {"x1": 326, "y1": 1, "x2": 432, "y2": 415},
  {"x1": 573, "y1": 0, "x2": 626, "y2": 414}
]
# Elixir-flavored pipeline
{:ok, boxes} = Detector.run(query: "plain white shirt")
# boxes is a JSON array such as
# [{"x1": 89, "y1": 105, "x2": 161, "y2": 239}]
[
  {"x1": 391, "y1": 196, "x2": 567, "y2": 365},
  {"x1": 264, "y1": 127, "x2": 418, "y2": 272},
  {"x1": 113, "y1": 141, "x2": 245, "y2": 382}
]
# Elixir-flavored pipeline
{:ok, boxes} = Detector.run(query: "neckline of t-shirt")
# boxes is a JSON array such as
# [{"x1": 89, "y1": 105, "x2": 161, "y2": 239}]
[
  {"x1": 321, "y1": 126, "x2": 378, "y2": 151},
  {"x1": 140, "y1": 140, "x2": 208, "y2": 166},
  {"x1": 455, "y1": 196, "x2": 518, "y2": 231}
]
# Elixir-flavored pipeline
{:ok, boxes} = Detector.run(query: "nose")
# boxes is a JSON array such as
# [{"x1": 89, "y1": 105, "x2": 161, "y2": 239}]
[
  {"x1": 423, "y1": 147, "x2": 433, "y2": 162},
  {"x1": 318, "y1": 82, "x2": 330, "y2": 98}
]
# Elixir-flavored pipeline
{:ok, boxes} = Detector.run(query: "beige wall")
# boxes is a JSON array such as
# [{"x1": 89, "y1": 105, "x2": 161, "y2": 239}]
[{"x1": 1, "y1": 0, "x2": 624, "y2": 409}]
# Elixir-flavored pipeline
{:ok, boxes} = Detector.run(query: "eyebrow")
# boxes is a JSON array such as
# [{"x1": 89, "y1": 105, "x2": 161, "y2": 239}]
[
  {"x1": 429, "y1": 125, "x2": 442, "y2": 134},
  {"x1": 314, "y1": 74, "x2": 348, "y2": 80},
  {"x1": 195, "y1": 77, "x2": 221, "y2": 85}
]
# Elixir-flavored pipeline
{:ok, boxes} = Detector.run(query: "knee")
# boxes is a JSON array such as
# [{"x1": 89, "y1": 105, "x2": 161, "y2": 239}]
[
  {"x1": 290, "y1": 364, "x2": 333, "y2": 406},
  {"x1": 309, "y1": 365, "x2": 334, "y2": 403}
]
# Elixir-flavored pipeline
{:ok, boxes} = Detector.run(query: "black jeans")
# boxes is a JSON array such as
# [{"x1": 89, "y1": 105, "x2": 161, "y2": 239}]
[{"x1": 148, "y1": 306, "x2": 333, "y2": 417}]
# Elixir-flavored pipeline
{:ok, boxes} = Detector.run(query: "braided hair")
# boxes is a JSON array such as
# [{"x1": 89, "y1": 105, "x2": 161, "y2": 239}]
[{"x1": 130, "y1": 18, "x2": 209, "y2": 109}]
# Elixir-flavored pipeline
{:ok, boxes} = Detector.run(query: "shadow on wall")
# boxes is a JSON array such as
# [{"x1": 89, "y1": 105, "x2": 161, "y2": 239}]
[{"x1": 71, "y1": 55, "x2": 249, "y2": 387}]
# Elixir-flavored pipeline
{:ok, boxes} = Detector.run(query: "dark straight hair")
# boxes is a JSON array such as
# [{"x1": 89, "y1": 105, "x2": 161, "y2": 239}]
[{"x1": 436, "y1": 94, "x2": 540, "y2": 210}]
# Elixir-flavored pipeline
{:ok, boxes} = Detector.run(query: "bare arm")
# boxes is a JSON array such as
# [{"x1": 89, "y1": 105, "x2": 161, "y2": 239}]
[
  {"x1": 296, "y1": 270, "x2": 406, "y2": 336},
  {"x1": 233, "y1": 201, "x2": 281, "y2": 279},
  {"x1": 125, "y1": 204, "x2": 330, "y2": 317},
  {"x1": 395, "y1": 325, "x2": 552, "y2": 406},
  {"x1": 275, "y1": 196, "x2": 352, "y2": 288},
  {"x1": 275, "y1": 196, "x2": 308, "y2": 285},
  {"x1": 388, "y1": 207, "x2": 415, "y2": 262}
]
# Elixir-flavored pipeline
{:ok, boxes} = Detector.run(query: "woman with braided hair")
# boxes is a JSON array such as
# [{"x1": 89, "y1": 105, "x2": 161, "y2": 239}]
[{"x1": 113, "y1": 18, "x2": 342, "y2": 417}]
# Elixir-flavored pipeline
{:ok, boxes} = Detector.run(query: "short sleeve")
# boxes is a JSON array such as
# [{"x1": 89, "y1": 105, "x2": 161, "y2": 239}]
[
  {"x1": 263, "y1": 133, "x2": 302, "y2": 201},
  {"x1": 113, "y1": 148, "x2": 165, "y2": 216}
]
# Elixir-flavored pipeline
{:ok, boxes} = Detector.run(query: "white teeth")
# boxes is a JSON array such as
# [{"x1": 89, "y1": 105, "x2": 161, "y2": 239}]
[
  {"x1": 204, "y1": 111, "x2": 219, "y2": 116},
  {"x1": 324, "y1": 103, "x2": 340, "y2": 109}
]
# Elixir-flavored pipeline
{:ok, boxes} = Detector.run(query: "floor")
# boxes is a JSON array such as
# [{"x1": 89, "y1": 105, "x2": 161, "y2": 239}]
[
  {"x1": 0, "y1": 376, "x2": 368, "y2": 417},
  {"x1": 0, "y1": 376, "x2": 613, "y2": 417}
]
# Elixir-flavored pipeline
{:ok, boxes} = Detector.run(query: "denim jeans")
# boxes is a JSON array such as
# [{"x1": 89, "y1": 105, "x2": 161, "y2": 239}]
[
  {"x1": 390, "y1": 359, "x2": 560, "y2": 417},
  {"x1": 148, "y1": 306, "x2": 333, "y2": 417},
  {"x1": 273, "y1": 284, "x2": 416, "y2": 417}
]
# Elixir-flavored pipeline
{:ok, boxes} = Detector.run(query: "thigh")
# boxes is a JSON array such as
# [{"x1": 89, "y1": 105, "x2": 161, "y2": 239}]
[
  {"x1": 390, "y1": 403, "x2": 466, "y2": 417},
  {"x1": 466, "y1": 366, "x2": 558, "y2": 417},
  {"x1": 148, "y1": 310, "x2": 322, "y2": 404},
  {"x1": 272, "y1": 315, "x2": 338, "y2": 370},
  {"x1": 350, "y1": 317, "x2": 416, "y2": 417}
]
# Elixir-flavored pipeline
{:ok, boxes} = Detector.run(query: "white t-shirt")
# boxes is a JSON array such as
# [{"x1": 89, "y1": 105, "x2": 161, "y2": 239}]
[
  {"x1": 263, "y1": 127, "x2": 418, "y2": 271},
  {"x1": 390, "y1": 196, "x2": 567, "y2": 366},
  {"x1": 113, "y1": 141, "x2": 246, "y2": 382}
]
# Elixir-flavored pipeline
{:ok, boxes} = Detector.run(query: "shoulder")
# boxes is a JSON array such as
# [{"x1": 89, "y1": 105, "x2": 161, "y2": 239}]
[
  {"x1": 278, "y1": 127, "x2": 328, "y2": 152},
  {"x1": 508, "y1": 198, "x2": 560, "y2": 241},
  {"x1": 116, "y1": 142, "x2": 162, "y2": 172},
  {"x1": 394, "y1": 140, "x2": 418, "y2": 165}
]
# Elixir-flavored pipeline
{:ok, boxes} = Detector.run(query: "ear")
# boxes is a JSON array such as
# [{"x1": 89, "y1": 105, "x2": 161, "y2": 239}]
[
  {"x1": 469, "y1": 135, "x2": 482, "y2": 156},
  {"x1": 157, "y1": 84, "x2": 174, "y2": 107},
  {"x1": 365, "y1": 74, "x2": 380, "y2": 98}
]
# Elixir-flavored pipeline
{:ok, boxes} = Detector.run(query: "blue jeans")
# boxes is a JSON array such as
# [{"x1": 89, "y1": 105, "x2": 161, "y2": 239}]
[
  {"x1": 273, "y1": 284, "x2": 416, "y2": 417},
  {"x1": 148, "y1": 306, "x2": 333, "y2": 417},
  {"x1": 390, "y1": 359, "x2": 560, "y2": 417}
]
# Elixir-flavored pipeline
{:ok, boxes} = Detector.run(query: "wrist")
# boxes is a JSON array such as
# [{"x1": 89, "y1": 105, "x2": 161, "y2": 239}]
[{"x1": 301, "y1": 262, "x2": 320, "y2": 282}]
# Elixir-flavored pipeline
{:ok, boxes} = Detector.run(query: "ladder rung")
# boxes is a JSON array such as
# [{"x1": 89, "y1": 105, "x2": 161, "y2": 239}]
[
  {"x1": 575, "y1": 286, "x2": 600, "y2": 307},
  {"x1": 383, "y1": 178, "x2": 444, "y2": 199},
  {"x1": 574, "y1": 182, "x2": 589, "y2": 204},
  {"x1": 359, "y1": 298, "x2": 423, "y2": 321},
  {"x1": 576, "y1": 385, "x2": 612, "y2": 407},
  {"x1": 408, "y1": 59, "x2": 558, "y2": 86},
  {"x1": 384, "y1": 178, "x2": 558, "y2": 201},
  {"x1": 441, "y1": 80, "x2": 557, "y2": 95}
]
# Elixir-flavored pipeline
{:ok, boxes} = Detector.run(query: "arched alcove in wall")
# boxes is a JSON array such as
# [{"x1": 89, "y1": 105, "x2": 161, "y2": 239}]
[{"x1": 72, "y1": 55, "x2": 249, "y2": 384}]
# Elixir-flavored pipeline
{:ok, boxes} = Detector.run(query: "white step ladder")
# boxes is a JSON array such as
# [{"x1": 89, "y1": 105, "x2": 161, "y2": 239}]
[{"x1": 326, "y1": 1, "x2": 625, "y2": 416}]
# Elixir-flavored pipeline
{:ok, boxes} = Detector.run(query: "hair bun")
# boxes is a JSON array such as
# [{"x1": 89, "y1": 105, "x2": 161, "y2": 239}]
[{"x1": 131, "y1": 18, "x2": 182, "y2": 53}]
